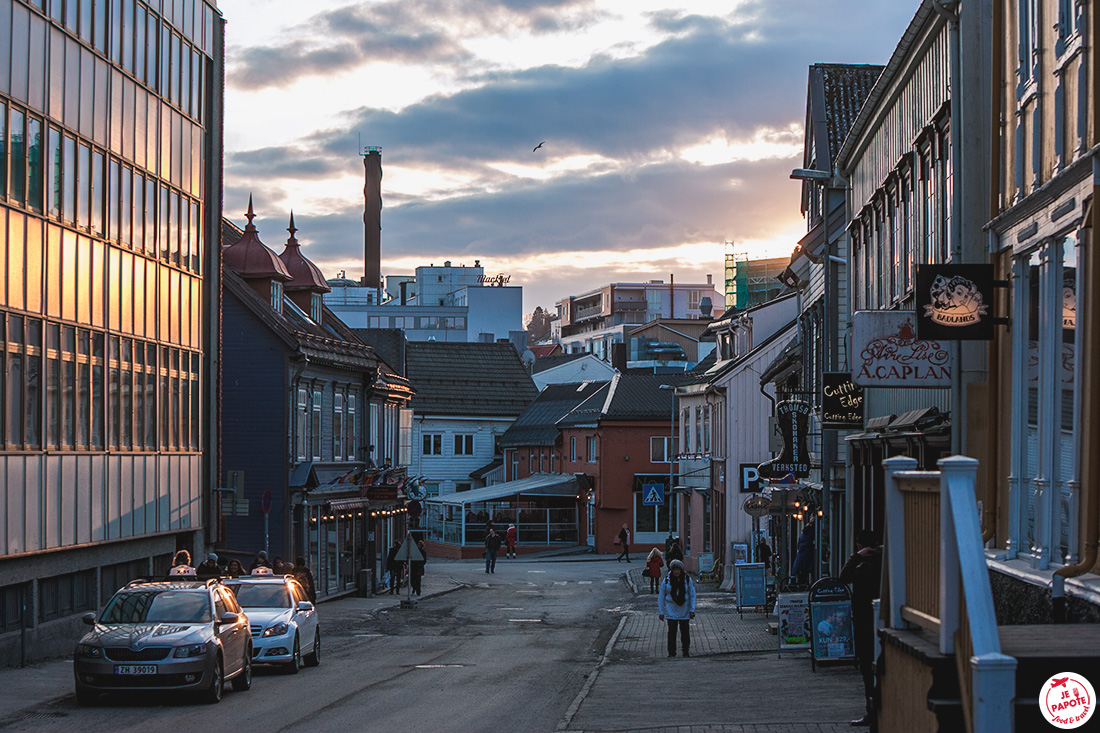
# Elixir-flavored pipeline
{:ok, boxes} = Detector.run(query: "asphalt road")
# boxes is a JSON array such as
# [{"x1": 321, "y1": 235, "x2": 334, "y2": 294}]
[{"x1": 1, "y1": 559, "x2": 630, "y2": 733}]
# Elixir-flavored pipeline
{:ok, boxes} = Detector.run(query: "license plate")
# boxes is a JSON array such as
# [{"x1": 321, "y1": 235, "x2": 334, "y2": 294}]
[{"x1": 114, "y1": 665, "x2": 157, "y2": 675}]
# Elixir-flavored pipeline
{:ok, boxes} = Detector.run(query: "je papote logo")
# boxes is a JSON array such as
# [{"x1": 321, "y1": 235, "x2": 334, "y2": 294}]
[{"x1": 1041, "y1": 672, "x2": 1094, "y2": 729}]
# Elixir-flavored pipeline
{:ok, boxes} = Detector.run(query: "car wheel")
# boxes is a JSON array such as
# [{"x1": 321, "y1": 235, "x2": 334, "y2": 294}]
[
  {"x1": 286, "y1": 634, "x2": 301, "y2": 674},
  {"x1": 231, "y1": 648, "x2": 252, "y2": 691},
  {"x1": 75, "y1": 685, "x2": 98, "y2": 707},
  {"x1": 304, "y1": 630, "x2": 320, "y2": 667},
  {"x1": 202, "y1": 655, "x2": 224, "y2": 704}
]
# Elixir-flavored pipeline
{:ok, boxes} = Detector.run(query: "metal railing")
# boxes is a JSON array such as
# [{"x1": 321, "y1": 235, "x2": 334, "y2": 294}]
[{"x1": 884, "y1": 456, "x2": 1016, "y2": 733}]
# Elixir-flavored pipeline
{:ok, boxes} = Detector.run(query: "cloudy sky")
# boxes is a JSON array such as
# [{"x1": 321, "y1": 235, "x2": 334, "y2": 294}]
[{"x1": 218, "y1": 0, "x2": 915, "y2": 315}]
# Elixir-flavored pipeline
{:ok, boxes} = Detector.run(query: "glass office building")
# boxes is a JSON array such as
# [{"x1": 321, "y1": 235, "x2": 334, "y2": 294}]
[{"x1": 0, "y1": 0, "x2": 223, "y2": 664}]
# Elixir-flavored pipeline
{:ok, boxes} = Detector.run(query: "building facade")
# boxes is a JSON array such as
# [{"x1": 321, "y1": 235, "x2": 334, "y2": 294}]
[{"x1": 0, "y1": 0, "x2": 223, "y2": 664}]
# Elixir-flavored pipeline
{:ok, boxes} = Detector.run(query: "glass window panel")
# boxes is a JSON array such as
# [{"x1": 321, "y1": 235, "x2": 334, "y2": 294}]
[
  {"x1": 65, "y1": 0, "x2": 77, "y2": 31},
  {"x1": 120, "y1": 166, "x2": 131, "y2": 247},
  {"x1": 145, "y1": 361, "x2": 155, "y2": 448},
  {"x1": 91, "y1": 150, "x2": 105, "y2": 236},
  {"x1": 121, "y1": 359, "x2": 131, "y2": 448},
  {"x1": 180, "y1": 273, "x2": 189, "y2": 345},
  {"x1": 77, "y1": 141, "x2": 90, "y2": 229},
  {"x1": 46, "y1": 224, "x2": 61, "y2": 317},
  {"x1": 160, "y1": 25, "x2": 170, "y2": 95},
  {"x1": 159, "y1": 268, "x2": 169, "y2": 341},
  {"x1": 62, "y1": 134, "x2": 75, "y2": 222},
  {"x1": 64, "y1": 38, "x2": 80, "y2": 129},
  {"x1": 108, "y1": 159, "x2": 120, "y2": 240},
  {"x1": 0, "y1": 102, "x2": 6, "y2": 196},
  {"x1": 134, "y1": 3, "x2": 145, "y2": 81},
  {"x1": 179, "y1": 40, "x2": 190, "y2": 116},
  {"x1": 122, "y1": 77, "x2": 135, "y2": 162},
  {"x1": 0, "y1": 210, "x2": 6, "y2": 306},
  {"x1": 146, "y1": 177, "x2": 156, "y2": 256},
  {"x1": 8, "y1": 211, "x2": 24, "y2": 311},
  {"x1": 110, "y1": 0, "x2": 122, "y2": 64},
  {"x1": 10, "y1": 108, "x2": 25, "y2": 205},
  {"x1": 49, "y1": 28, "x2": 65, "y2": 119},
  {"x1": 61, "y1": 229, "x2": 77, "y2": 321},
  {"x1": 76, "y1": 235, "x2": 90, "y2": 323},
  {"x1": 133, "y1": 170, "x2": 144, "y2": 251},
  {"x1": 90, "y1": 238, "x2": 103, "y2": 328},
  {"x1": 147, "y1": 93, "x2": 157, "y2": 169},
  {"x1": 122, "y1": 0, "x2": 134, "y2": 71},
  {"x1": 160, "y1": 102, "x2": 170, "y2": 178},
  {"x1": 10, "y1": 4, "x2": 28, "y2": 103},
  {"x1": 190, "y1": 277, "x2": 199, "y2": 347},
  {"x1": 94, "y1": 0, "x2": 106, "y2": 52},
  {"x1": 79, "y1": 48, "x2": 94, "y2": 137},
  {"x1": 108, "y1": 246, "x2": 121, "y2": 331},
  {"x1": 8, "y1": 346, "x2": 23, "y2": 447},
  {"x1": 93, "y1": 57, "x2": 108, "y2": 146},
  {"x1": 190, "y1": 359, "x2": 198, "y2": 448},
  {"x1": 46, "y1": 345, "x2": 58, "y2": 447},
  {"x1": 145, "y1": 259, "x2": 156, "y2": 339},
  {"x1": 25, "y1": 219, "x2": 42, "y2": 313},
  {"x1": 191, "y1": 49, "x2": 200, "y2": 121},
  {"x1": 132, "y1": 257, "x2": 144, "y2": 336},
  {"x1": 47, "y1": 126, "x2": 61, "y2": 217},
  {"x1": 26, "y1": 320, "x2": 41, "y2": 448},
  {"x1": 78, "y1": 358, "x2": 89, "y2": 447},
  {"x1": 169, "y1": 269, "x2": 179, "y2": 342},
  {"x1": 170, "y1": 190, "x2": 180, "y2": 264},
  {"x1": 121, "y1": 251, "x2": 133, "y2": 333},
  {"x1": 0, "y1": 4, "x2": 9, "y2": 101},
  {"x1": 110, "y1": 69, "x2": 123, "y2": 152},
  {"x1": 27, "y1": 116, "x2": 42, "y2": 212},
  {"x1": 133, "y1": 86, "x2": 146, "y2": 168},
  {"x1": 29, "y1": 15, "x2": 46, "y2": 111},
  {"x1": 180, "y1": 197, "x2": 190, "y2": 269}
]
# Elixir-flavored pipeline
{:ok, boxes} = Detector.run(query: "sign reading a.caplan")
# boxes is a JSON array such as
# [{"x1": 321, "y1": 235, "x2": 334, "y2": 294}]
[{"x1": 915, "y1": 264, "x2": 995, "y2": 341}]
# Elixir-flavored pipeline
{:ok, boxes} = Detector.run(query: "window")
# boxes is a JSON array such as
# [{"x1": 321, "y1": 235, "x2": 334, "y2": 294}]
[
  {"x1": 311, "y1": 390, "x2": 322, "y2": 459},
  {"x1": 570, "y1": 436, "x2": 577, "y2": 462},
  {"x1": 454, "y1": 433, "x2": 474, "y2": 456},
  {"x1": 634, "y1": 489, "x2": 677, "y2": 536},
  {"x1": 511, "y1": 451, "x2": 518, "y2": 480},
  {"x1": 346, "y1": 393, "x2": 356, "y2": 461},
  {"x1": 422, "y1": 434, "x2": 442, "y2": 456},
  {"x1": 549, "y1": 453, "x2": 556, "y2": 473},
  {"x1": 651, "y1": 436, "x2": 677, "y2": 463},
  {"x1": 703, "y1": 406, "x2": 712, "y2": 454},
  {"x1": 37, "y1": 570, "x2": 96, "y2": 623},
  {"x1": 334, "y1": 392, "x2": 344, "y2": 460},
  {"x1": 586, "y1": 435, "x2": 597, "y2": 463}
]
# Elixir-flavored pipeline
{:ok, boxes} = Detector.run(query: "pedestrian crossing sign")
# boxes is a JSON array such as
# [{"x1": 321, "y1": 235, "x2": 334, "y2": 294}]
[{"x1": 642, "y1": 483, "x2": 665, "y2": 505}]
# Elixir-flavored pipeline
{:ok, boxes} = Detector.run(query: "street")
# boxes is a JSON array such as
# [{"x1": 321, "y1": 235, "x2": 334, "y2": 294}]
[{"x1": 0, "y1": 559, "x2": 864, "y2": 733}]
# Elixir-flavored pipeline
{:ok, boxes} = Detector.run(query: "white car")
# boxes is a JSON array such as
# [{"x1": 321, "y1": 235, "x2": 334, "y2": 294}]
[{"x1": 223, "y1": 573, "x2": 319, "y2": 673}]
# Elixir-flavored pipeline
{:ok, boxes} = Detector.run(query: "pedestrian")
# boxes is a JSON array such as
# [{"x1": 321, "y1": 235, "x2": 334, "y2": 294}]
[
  {"x1": 484, "y1": 528, "x2": 502, "y2": 573},
  {"x1": 645, "y1": 548, "x2": 664, "y2": 594},
  {"x1": 756, "y1": 539, "x2": 773, "y2": 573},
  {"x1": 657, "y1": 559, "x2": 696, "y2": 657},
  {"x1": 792, "y1": 522, "x2": 815, "y2": 586},
  {"x1": 293, "y1": 556, "x2": 317, "y2": 603},
  {"x1": 248, "y1": 549, "x2": 272, "y2": 572},
  {"x1": 505, "y1": 524, "x2": 518, "y2": 559},
  {"x1": 666, "y1": 537, "x2": 684, "y2": 564},
  {"x1": 839, "y1": 530, "x2": 883, "y2": 728},
  {"x1": 273, "y1": 556, "x2": 288, "y2": 574},
  {"x1": 196, "y1": 553, "x2": 220, "y2": 579},
  {"x1": 410, "y1": 541, "x2": 427, "y2": 596},
  {"x1": 226, "y1": 558, "x2": 246, "y2": 577},
  {"x1": 386, "y1": 540, "x2": 403, "y2": 594},
  {"x1": 615, "y1": 523, "x2": 631, "y2": 562},
  {"x1": 168, "y1": 549, "x2": 196, "y2": 578},
  {"x1": 664, "y1": 532, "x2": 676, "y2": 558}
]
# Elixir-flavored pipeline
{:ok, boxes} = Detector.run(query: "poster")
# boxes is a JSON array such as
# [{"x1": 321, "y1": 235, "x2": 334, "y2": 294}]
[
  {"x1": 735, "y1": 563, "x2": 767, "y2": 611},
  {"x1": 732, "y1": 543, "x2": 749, "y2": 565},
  {"x1": 810, "y1": 601, "x2": 854, "y2": 660},
  {"x1": 697, "y1": 552, "x2": 715, "y2": 573},
  {"x1": 777, "y1": 592, "x2": 811, "y2": 650}
]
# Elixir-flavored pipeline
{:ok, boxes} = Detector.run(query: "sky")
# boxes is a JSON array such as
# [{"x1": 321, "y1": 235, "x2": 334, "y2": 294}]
[{"x1": 217, "y1": 0, "x2": 916, "y2": 316}]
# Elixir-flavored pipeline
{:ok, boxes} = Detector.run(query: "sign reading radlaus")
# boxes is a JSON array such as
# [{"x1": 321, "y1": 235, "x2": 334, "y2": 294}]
[{"x1": 851, "y1": 311, "x2": 951, "y2": 388}]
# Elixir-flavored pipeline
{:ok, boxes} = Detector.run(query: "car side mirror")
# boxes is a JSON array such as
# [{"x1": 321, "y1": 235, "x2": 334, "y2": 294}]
[
  {"x1": 296, "y1": 601, "x2": 314, "y2": 613},
  {"x1": 218, "y1": 612, "x2": 239, "y2": 625},
  {"x1": 82, "y1": 612, "x2": 96, "y2": 626}
]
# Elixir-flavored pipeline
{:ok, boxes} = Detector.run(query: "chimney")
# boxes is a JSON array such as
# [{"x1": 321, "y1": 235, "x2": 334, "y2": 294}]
[
  {"x1": 362, "y1": 147, "x2": 382, "y2": 301},
  {"x1": 707, "y1": 273, "x2": 712, "y2": 286},
  {"x1": 669, "y1": 273, "x2": 674, "y2": 319}
]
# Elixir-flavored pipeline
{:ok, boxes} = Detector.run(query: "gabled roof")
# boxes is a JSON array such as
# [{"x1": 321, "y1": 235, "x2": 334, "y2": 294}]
[
  {"x1": 813, "y1": 64, "x2": 884, "y2": 167},
  {"x1": 529, "y1": 343, "x2": 563, "y2": 358},
  {"x1": 500, "y1": 381, "x2": 609, "y2": 447},
  {"x1": 601, "y1": 372, "x2": 695, "y2": 420},
  {"x1": 531, "y1": 352, "x2": 587, "y2": 374},
  {"x1": 405, "y1": 341, "x2": 538, "y2": 417}
]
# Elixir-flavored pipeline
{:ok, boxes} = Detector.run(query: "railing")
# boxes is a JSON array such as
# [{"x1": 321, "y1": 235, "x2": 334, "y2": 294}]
[{"x1": 884, "y1": 456, "x2": 1016, "y2": 733}]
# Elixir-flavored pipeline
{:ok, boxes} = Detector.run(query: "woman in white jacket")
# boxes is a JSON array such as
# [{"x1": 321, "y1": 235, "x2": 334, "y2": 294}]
[{"x1": 657, "y1": 559, "x2": 696, "y2": 657}]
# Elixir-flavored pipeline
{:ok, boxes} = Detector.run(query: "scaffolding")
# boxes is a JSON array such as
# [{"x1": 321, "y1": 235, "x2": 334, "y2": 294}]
[{"x1": 724, "y1": 244, "x2": 788, "y2": 310}]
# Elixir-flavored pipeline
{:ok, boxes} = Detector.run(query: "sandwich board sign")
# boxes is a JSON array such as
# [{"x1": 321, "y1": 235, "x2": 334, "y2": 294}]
[
  {"x1": 735, "y1": 562, "x2": 767, "y2": 618},
  {"x1": 642, "y1": 483, "x2": 665, "y2": 505}
]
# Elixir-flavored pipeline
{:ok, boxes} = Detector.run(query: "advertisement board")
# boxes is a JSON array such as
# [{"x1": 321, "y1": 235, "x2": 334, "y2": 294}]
[
  {"x1": 821, "y1": 372, "x2": 864, "y2": 429},
  {"x1": 851, "y1": 311, "x2": 951, "y2": 388},
  {"x1": 735, "y1": 563, "x2": 767, "y2": 617},
  {"x1": 807, "y1": 578, "x2": 856, "y2": 669},
  {"x1": 777, "y1": 592, "x2": 811, "y2": 652},
  {"x1": 915, "y1": 264, "x2": 995, "y2": 341}
]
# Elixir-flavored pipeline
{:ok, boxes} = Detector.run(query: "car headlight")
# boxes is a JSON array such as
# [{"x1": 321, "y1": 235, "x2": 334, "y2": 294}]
[
  {"x1": 173, "y1": 643, "x2": 206, "y2": 659},
  {"x1": 77, "y1": 644, "x2": 102, "y2": 658},
  {"x1": 262, "y1": 622, "x2": 289, "y2": 638}
]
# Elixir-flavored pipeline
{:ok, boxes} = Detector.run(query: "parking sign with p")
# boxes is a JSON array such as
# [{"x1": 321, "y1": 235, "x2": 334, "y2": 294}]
[{"x1": 740, "y1": 464, "x2": 761, "y2": 493}]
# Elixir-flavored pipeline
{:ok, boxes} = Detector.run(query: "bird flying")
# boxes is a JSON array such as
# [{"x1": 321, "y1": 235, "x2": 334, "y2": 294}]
[{"x1": 533, "y1": 141, "x2": 545, "y2": 152}]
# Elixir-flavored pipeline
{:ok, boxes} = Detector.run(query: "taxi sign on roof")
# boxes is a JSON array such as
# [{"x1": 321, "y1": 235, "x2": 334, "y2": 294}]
[{"x1": 251, "y1": 567, "x2": 274, "y2": 575}]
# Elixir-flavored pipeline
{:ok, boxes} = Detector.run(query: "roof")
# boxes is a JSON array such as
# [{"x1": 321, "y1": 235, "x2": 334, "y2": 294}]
[
  {"x1": 601, "y1": 372, "x2": 695, "y2": 420},
  {"x1": 529, "y1": 343, "x2": 562, "y2": 358},
  {"x1": 405, "y1": 341, "x2": 539, "y2": 417},
  {"x1": 430, "y1": 473, "x2": 578, "y2": 506},
  {"x1": 814, "y1": 64, "x2": 884, "y2": 167},
  {"x1": 222, "y1": 198, "x2": 292, "y2": 282},
  {"x1": 277, "y1": 213, "x2": 331, "y2": 293},
  {"x1": 531, "y1": 352, "x2": 587, "y2": 374},
  {"x1": 499, "y1": 381, "x2": 610, "y2": 447}
]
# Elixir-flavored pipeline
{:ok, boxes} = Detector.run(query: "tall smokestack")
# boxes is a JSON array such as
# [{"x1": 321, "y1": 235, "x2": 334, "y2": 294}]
[{"x1": 362, "y1": 147, "x2": 382, "y2": 301}]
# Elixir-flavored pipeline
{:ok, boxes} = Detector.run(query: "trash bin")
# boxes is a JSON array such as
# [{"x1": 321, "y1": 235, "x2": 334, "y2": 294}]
[{"x1": 358, "y1": 568, "x2": 373, "y2": 597}]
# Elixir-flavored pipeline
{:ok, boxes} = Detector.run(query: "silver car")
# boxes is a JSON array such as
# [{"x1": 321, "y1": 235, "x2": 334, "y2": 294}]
[
  {"x1": 73, "y1": 579, "x2": 252, "y2": 705},
  {"x1": 223, "y1": 573, "x2": 319, "y2": 673}
]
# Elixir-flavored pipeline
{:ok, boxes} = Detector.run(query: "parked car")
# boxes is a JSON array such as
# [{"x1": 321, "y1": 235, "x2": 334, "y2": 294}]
[
  {"x1": 223, "y1": 571, "x2": 319, "y2": 673},
  {"x1": 74, "y1": 578, "x2": 252, "y2": 705}
]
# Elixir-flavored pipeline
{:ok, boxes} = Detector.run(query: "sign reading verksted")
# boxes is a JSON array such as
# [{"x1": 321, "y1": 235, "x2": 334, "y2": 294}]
[{"x1": 851, "y1": 311, "x2": 951, "y2": 388}]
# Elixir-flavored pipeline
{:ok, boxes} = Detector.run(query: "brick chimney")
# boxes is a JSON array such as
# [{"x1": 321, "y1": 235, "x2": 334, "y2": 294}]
[{"x1": 362, "y1": 147, "x2": 382, "y2": 300}]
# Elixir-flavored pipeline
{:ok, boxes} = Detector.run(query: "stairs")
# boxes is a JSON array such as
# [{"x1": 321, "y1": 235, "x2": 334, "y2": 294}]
[{"x1": 1001, "y1": 624, "x2": 1100, "y2": 730}]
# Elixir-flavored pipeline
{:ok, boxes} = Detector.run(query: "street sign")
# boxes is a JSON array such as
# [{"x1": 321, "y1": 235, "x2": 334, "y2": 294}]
[
  {"x1": 261, "y1": 490, "x2": 272, "y2": 514},
  {"x1": 222, "y1": 499, "x2": 249, "y2": 517},
  {"x1": 641, "y1": 483, "x2": 665, "y2": 505},
  {"x1": 227, "y1": 470, "x2": 245, "y2": 500},
  {"x1": 394, "y1": 534, "x2": 424, "y2": 563},
  {"x1": 740, "y1": 464, "x2": 762, "y2": 493},
  {"x1": 406, "y1": 499, "x2": 422, "y2": 519}
]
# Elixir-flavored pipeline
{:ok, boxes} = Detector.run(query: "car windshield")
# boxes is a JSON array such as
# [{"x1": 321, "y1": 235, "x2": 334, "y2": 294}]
[
  {"x1": 226, "y1": 583, "x2": 291, "y2": 609},
  {"x1": 100, "y1": 591, "x2": 212, "y2": 624}
]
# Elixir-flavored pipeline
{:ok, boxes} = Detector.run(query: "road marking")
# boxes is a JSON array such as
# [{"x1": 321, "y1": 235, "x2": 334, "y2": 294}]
[
  {"x1": 554, "y1": 581, "x2": 568, "y2": 585},
  {"x1": 578, "y1": 581, "x2": 592, "y2": 585},
  {"x1": 516, "y1": 590, "x2": 541, "y2": 594},
  {"x1": 508, "y1": 619, "x2": 542, "y2": 623},
  {"x1": 354, "y1": 633, "x2": 383, "y2": 637},
  {"x1": 527, "y1": 570, "x2": 546, "y2": 573},
  {"x1": 499, "y1": 607, "x2": 524, "y2": 610},
  {"x1": 603, "y1": 580, "x2": 617, "y2": 584},
  {"x1": 414, "y1": 664, "x2": 466, "y2": 669}
]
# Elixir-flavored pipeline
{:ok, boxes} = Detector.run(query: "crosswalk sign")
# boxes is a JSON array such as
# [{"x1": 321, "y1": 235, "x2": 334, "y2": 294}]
[{"x1": 642, "y1": 483, "x2": 665, "y2": 505}]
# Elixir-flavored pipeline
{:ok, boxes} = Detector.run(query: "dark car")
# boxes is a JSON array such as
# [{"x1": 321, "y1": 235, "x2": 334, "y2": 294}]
[{"x1": 73, "y1": 578, "x2": 252, "y2": 705}]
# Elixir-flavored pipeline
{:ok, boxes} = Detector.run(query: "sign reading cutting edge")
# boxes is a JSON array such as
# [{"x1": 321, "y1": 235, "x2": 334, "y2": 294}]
[{"x1": 915, "y1": 264, "x2": 995, "y2": 340}]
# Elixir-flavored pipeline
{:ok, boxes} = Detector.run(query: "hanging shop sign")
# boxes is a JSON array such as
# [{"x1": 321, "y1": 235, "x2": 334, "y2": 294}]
[
  {"x1": 915, "y1": 264, "x2": 995, "y2": 340},
  {"x1": 821, "y1": 372, "x2": 864, "y2": 429},
  {"x1": 851, "y1": 311, "x2": 951, "y2": 388},
  {"x1": 758, "y1": 400, "x2": 811, "y2": 478},
  {"x1": 742, "y1": 494, "x2": 771, "y2": 518}
]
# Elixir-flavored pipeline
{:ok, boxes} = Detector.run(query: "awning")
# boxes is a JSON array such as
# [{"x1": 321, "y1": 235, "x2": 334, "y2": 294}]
[
  {"x1": 328, "y1": 498, "x2": 369, "y2": 510},
  {"x1": 432, "y1": 473, "x2": 578, "y2": 506}
]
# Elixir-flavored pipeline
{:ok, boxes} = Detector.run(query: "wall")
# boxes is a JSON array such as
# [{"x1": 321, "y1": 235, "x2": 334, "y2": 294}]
[
  {"x1": 413, "y1": 415, "x2": 513, "y2": 494},
  {"x1": 464, "y1": 286, "x2": 523, "y2": 342}
]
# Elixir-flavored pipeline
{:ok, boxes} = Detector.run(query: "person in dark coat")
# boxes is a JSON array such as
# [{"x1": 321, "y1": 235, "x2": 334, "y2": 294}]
[
  {"x1": 666, "y1": 538, "x2": 684, "y2": 564},
  {"x1": 665, "y1": 532, "x2": 676, "y2": 558},
  {"x1": 196, "y1": 553, "x2": 221, "y2": 579},
  {"x1": 484, "y1": 529, "x2": 502, "y2": 573},
  {"x1": 615, "y1": 523, "x2": 631, "y2": 562},
  {"x1": 226, "y1": 558, "x2": 246, "y2": 577},
  {"x1": 386, "y1": 540, "x2": 403, "y2": 594},
  {"x1": 293, "y1": 556, "x2": 317, "y2": 603},
  {"x1": 248, "y1": 550, "x2": 272, "y2": 572},
  {"x1": 409, "y1": 541, "x2": 427, "y2": 596},
  {"x1": 791, "y1": 522, "x2": 815, "y2": 585},
  {"x1": 757, "y1": 540, "x2": 773, "y2": 573},
  {"x1": 839, "y1": 530, "x2": 883, "y2": 728}
]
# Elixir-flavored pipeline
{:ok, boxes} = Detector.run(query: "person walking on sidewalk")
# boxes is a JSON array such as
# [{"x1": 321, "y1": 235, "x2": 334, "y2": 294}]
[
  {"x1": 645, "y1": 548, "x2": 664, "y2": 593},
  {"x1": 505, "y1": 524, "x2": 518, "y2": 559},
  {"x1": 839, "y1": 529, "x2": 883, "y2": 728},
  {"x1": 410, "y1": 540, "x2": 427, "y2": 596},
  {"x1": 386, "y1": 540, "x2": 403, "y2": 594},
  {"x1": 666, "y1": 537, "x2": 684, "y2": 564},
  {"x1": 485, "y1": 528, "x2": 502, "y2": 573},
  {"x1": 616, "y1": 523, "x2": 631, "y2": 562},
  {"x1": 658, "y1": 560, "x2": 696, "y2": 657}
]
